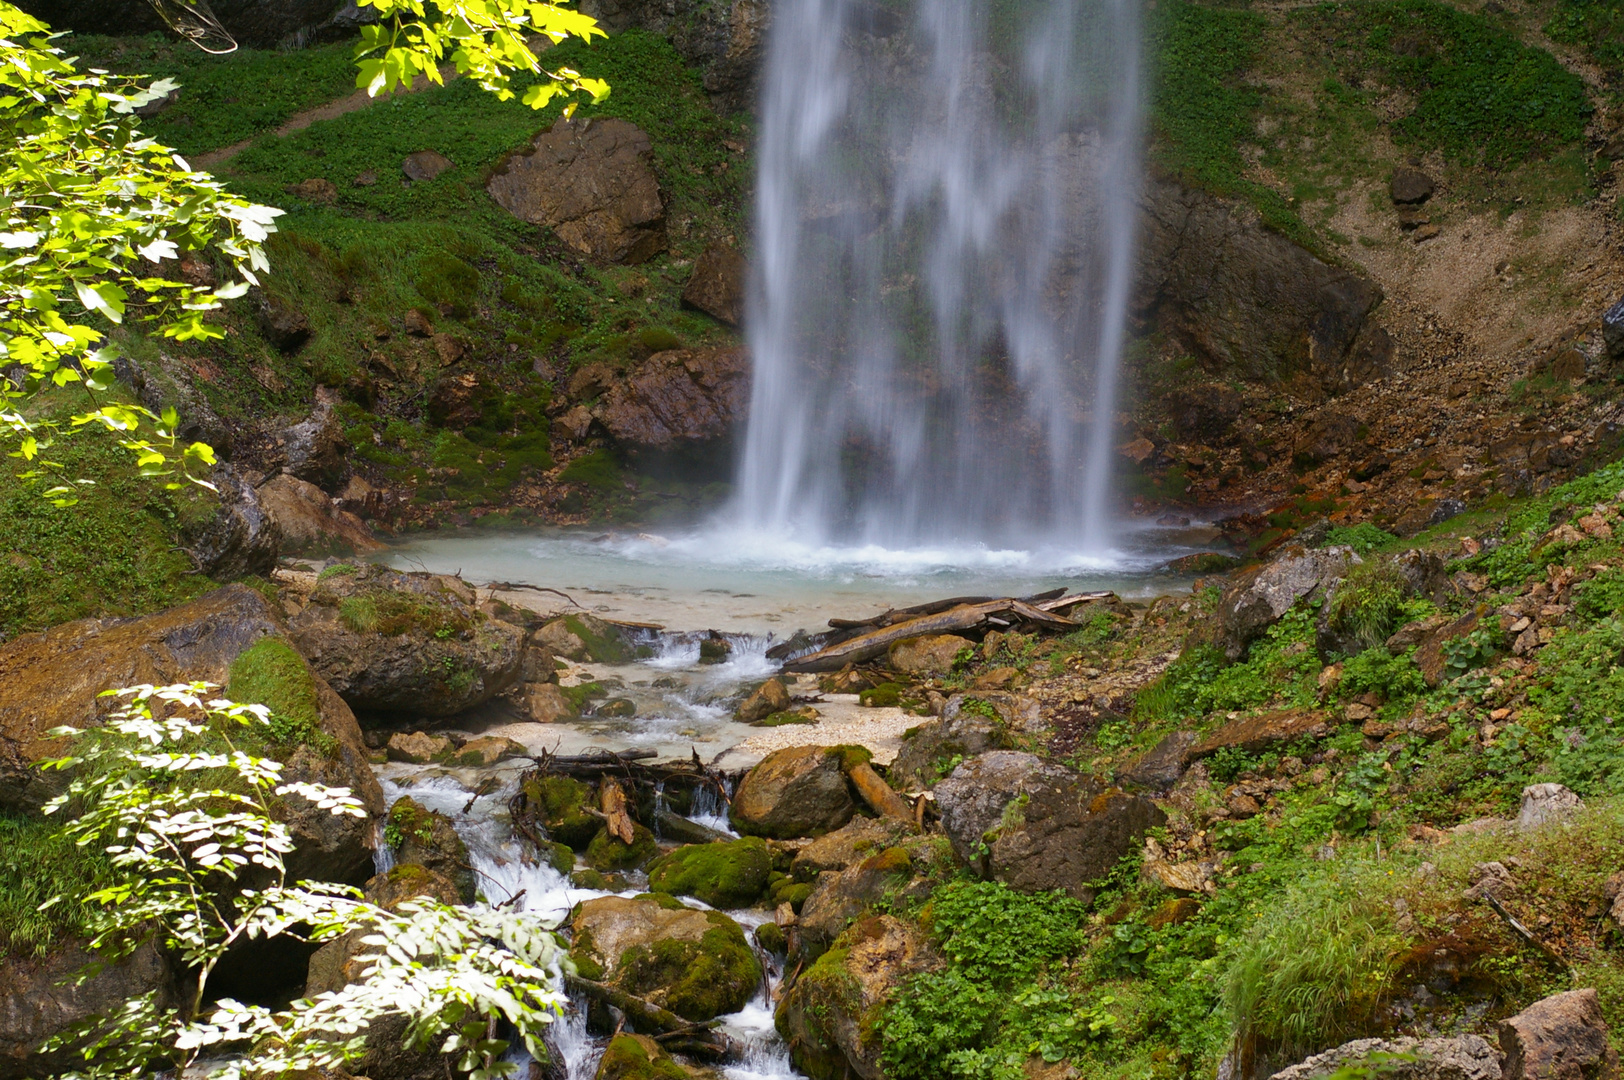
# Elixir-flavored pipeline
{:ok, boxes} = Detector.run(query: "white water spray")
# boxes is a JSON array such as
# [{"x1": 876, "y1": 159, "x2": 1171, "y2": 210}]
[{"x1": 736, "y1": 0, "x2": 1143, "y2": 552}]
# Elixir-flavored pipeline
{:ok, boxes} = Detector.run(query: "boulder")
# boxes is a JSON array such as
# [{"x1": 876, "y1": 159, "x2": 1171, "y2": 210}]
[
  {"x1": 486, "y1": 117, "x2": 665, "y2": 264},
  {"x1": 180, "y1": 464, "x2": 281, "y2": 579},
  {"x1": 1410, "y1": 608, "x2": 1484, "y2": 687},
  {"x1": 1214, "y1": 545, "x2": 1358, "y2": 661},
  {"x1": 935, "y1": 751, "x2": 1164, "y2": 901},
  {"x1": 568, "y1": 895, "x2": 761, "y2": 1022},
  {"x1": 1269, "y1": 1036, "x2": 1500, "y2": 1080},
  {"x1": 0, "y1": 940, "x2": 181, "y2": 1080},
  {"x1": 595, "y1": 1035, "x2": 690, "y2": 1080},
  {"x1": 258, "y1": 292, "x2": 311, "y2": 352},
  {"x1": 736, "y1": 676, "x2": 791, "y2": 723},
  {"x1": 596, "y1": 346, "x2": 750, "y2": 451},
  {"x1": 402, "y1": 150, "x2": 453, "y2": 182},
  {"x1": 795, "y1": 847, "x2": 923, "y2": 958},
  {"x1": 1119, "y1": 730, "x2": 1197, "y2": 793},
  {"x1": 1500, "y1": 989, "x2": 1618, "y2": 1080},
  {"x1": 385, "y1": 797, "x2": 475, "y2": 904},
  {"x1": 524, "y1": 683, "x2": 578, "y2": 723},
  {"x1": 887, "y1": 693, "x2": 1033, "y2": 790},
  {"x1": 681, "y1": 242, "x2": 745, "y2": 325},
  {"x1": 1518, "y1": 784, "x2": 1584, "y2": 831},
  {"x1": 1135, "y1": 177, "x2": 1390, "y2": 394},
  {"x1": 277, "y1": 398, "x2": 348, "y2": 491},
  {"x1": 647, "y1": 836, "x2": 774, "y2": 908},
  {"x1": 1389, "y1": 168, "x2": 1436, "y2": 204},
  {"x1": 256, "y1": 474, "x2": 384, "y2": 557},
  {"x1": 585, "y1": 822, "x2": 658, "y2": 871},
  {"x1": 779, "y1": 915, "x2": 933, "y2": 1080},
  {"x1": 730, "y1": 745, "x2": 858, "y2": 839},
  {"x1": 450, "y1": 735, "x2": 528, "y2": 767},
  {"x1": 536, "y1": 614, "x2": 637, "y2": 663},
  {"x1": 519, "y1": 774, "x2": 603, "y2": 850},
  {"x1": 0, "y1": 587, "x2": 382, "y2": 880},
  {"x1": 575, "y1": 0, "x2": 768, "y2": 113},
  {"x1": 386, "y1": 730, "x2": 453, "y2": 764},
  {"x1": 288, "y1": 564, "x2": 524, "y2": 718},
  {"x1": 790, "y1": 817, "x2": 909, "y2": 880},
  {"x1": 887, "y1": 634, "x2": 971, "y2": 675},
  {"x1": 110, "y1": 349, "x2": 232, "y2": 456}
]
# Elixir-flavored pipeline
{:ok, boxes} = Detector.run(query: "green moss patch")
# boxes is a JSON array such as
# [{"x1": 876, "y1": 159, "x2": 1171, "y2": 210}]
[
  {"x1": 617, "y1": 914, "x2": 762, "y2": 1021},
  {"x1": 595, "y1": 1035, "x2": 687, "y2": 1080},
  {"x1": 226, "y1": 638, "x2": 336, "y2": 755},
  {"x1": 522, "y1": 774, "x2": 601, "y2": 850},
  {"x1": 647, "y1": 838, "x2": 772, "y2": 908},
  {"x1": 585, "y1": 823, "x2": 657, "y2": 871}
]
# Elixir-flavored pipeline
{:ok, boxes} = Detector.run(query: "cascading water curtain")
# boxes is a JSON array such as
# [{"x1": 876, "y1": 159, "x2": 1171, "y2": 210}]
[{"x1": 735, "y1": 0, "x2": 1144, "y2": 553}]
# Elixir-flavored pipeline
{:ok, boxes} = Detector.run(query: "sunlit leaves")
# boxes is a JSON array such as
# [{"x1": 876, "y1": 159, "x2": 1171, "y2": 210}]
[
  {"x1": 0, "y1": 13, "x2": 283, "y2": 487},
  {"x1": 355, "y1": 0, "x2": 609, "y2": 114}
]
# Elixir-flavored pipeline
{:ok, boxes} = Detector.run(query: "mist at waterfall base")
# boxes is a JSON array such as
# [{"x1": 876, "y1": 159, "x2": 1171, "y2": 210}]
[{"x1": 731, "y1": 0, "x2": 1143, "y2": 555}]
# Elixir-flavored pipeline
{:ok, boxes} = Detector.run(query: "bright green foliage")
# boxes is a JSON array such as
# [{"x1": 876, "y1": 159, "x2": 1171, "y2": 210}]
[
  {"x1": 354, "y1": 0, "x2": 608, "y2": 115},
  {"x1": 1460, "y1": 460, "x2": 1624, "y2": 587},
  {"x1": 927, "y1": 881, "x2": 1089, "y2": 985},
  {"x1": 1137, "y1": 605, "x2": 1323, "y2": 722},
  {"x1": 225, "y1": 638, "x2": 336, "y2": 754},
  {"x1": 0, "y1": 811, "x2": 113, "y2": 958},
  {"x1": 1318, "y1": 0, "x2": 1590, "y2": 168},
  {"x1": 1338, "y1": 646, "x2": 1426, "y2": 702},
  {"x1": 1222, "y1": 863, "x2": 1409, "y2": 1056},
  {"x1": 0, "y1": 6, "x2": 280, "y2": 488},
  {"x1": 1322, "y1": 561, "x2": 1420, "y2": 657},
  {"x1": 38, "y1": 683, "x2": 568, "y2": 1080},
  {"x1": 1323, "y1": 523, "x2": 1397, "y2": 555},
  {"x1": 595, "y1": 1035, "x2": 686, "y2": 1080},
  {"x1": 646, "y1": 838, "x2": 772, "y2": 908}
]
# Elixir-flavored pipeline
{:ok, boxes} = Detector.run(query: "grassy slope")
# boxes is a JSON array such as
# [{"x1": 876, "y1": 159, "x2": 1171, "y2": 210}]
[{"x1": 863, "y1": 463, "x2": 1624, "y2": 1080}]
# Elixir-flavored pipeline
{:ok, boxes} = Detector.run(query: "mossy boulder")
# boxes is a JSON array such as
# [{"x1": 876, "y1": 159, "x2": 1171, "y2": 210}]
[
  {"x1": 730, "y1": 745, "x2": 857, "y2": 839},
  {"x1": 386, "y1": 797, "x2": 475, "y2": 903},
  {"x1": 569, "y1": 895, "x2": 762, "y2": 1021},
  {"x1": 595, "y1": 1034, "x2": 687, "y2": 1080},
  {"x1": 647, "y1": 837, "x2": 773, "y2": 908},
  {"x1": 289, "y1": 563, "x2": 524, "y2": 718},
  {"x1": 521, "y1": 774, "x2": 601, "y2": 849},
  {"x1": 536, "y1": 613, "x2": 638, "y2": 663},
  {"x1": 586, "y1": 822, "x2": 658, "y2": 871},
  {"x1": 777, "y1": 915, "x2": 933, "y2": 1080}
]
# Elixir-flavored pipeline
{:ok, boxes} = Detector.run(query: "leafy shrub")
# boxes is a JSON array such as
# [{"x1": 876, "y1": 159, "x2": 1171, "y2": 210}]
[
  {"x1": 1323, "y1": 562, "x2": 1410, "y2": 656},
  {"x1": 1338, "y1": 647, "x2": 1426, "y2": 702},
  {"x1": 1545, "y1": 0, "x2": 1624, "y2": 87},
  {"x1": 1461, "y1": 460, "x2": 1624, "y2": 587},
  {"x1": 1322, "y1": 524, "x2": 1397, "y2": 555},
  {"x1": 1139, "y1": 605, "x2": 1323, "y2": 722},
  {"x1": 926, "y1": 880, "x2": 1089, "y2": 985}
]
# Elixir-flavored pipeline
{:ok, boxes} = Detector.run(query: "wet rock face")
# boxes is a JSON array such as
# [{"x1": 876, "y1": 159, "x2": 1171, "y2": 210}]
[
  {"x1": 935, "y1": 751, "x2": 1165, "y2": 902},
  {"x1": 1268, "y1": 1035, "x2": 1501, "y2": 1080},
  {"x1": 387, "y1": 797, "x2": 476, "y2": 903},
  {"x1": 276, "y1": 398, "x2": 348, "y2": 491},
  {"x1": 1499, "y1": 989, "x2": 1619, "y2": 1080},
  {"x1": 596, "y1": 346, "x2": 750, "y2": 451},
  {"x1": 180, "y1": 465, "x2": 281, "y2": 580},
  {"x1": 486, "y1": 117, "x2": 665, "y2": 265},
  {"x1": 289, "y1": 564, "x2": 524, "y2": 718},
  {"x1": 569, "y1": 896, "x2": 762, "y2": 1022},
  {"x1": 779, "y1": 914, "x2": 933, "y2": 1080},
  {"x1": 730, "y1": 745, "x2": 857, "y2": 839},
  {"x1": 0, "y1": 939, "x2": 180, "y2": 1080},
  {"x1": 1135, "y1": 176, "x2": 1390, "y2": 395}
]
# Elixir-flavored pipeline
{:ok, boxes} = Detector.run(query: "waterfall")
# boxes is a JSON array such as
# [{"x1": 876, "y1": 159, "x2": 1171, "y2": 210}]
[{"x1": 735, "y1": 0, "x2": 1143, "y2": 553}]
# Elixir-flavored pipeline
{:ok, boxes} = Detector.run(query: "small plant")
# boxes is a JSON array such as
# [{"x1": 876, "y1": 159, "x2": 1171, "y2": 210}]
[
  {"x1": 1440, "y1": 628, "x2": 1498, "y2": 678},
  {"x1": 1323, "y1": 525, "x2": 1398, "y2": 555},
  {"x1": 37, "y1": 683, "x2": 568, "y2": 1080}
]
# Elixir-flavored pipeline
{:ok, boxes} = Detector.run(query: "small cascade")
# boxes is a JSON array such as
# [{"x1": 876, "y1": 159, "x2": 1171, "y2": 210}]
[
  {"x1": 370, "y1": 818, "x2": 395, "y2": 876},
  {"x1": 687, "y1": 778, "x2": 739, "y2": 838}
]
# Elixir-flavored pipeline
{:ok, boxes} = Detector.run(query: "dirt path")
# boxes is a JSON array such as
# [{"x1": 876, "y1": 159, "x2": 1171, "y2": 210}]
[{"x1": 194, "y1": 63, "x2": 460, "y2": 171}]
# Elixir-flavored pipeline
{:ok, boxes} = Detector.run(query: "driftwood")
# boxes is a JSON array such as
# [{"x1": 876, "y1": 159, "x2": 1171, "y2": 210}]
[
  {"x1": 767, "y1": 588, "x2": 1076, "y2": 661},
  {"x1": 655, "y1": 807, "x2": 732, "y2": 845},
  {"x1": 845, "y1": 760, "x2": 914, "y2": 824},
  {"x1": 601, "y1": 777, "x2": 635, "y2": 844},
  {"x1": 782, "y1": 599, "x2": 1078, "y2": 673}
]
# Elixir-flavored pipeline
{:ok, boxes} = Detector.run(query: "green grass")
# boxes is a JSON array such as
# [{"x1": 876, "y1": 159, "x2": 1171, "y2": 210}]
[
  {"x1": 1545, "y1": 0, "x2": 1624, "y2": 90},
  {"x1": 1309, "y1": 0, "x2": 1591, "y2": 168},
  {"x1": 61, "y1": 34, "x2": 359, "y2": 158},
  {"x1": 0, "y1": 812, "x2": 114, "y2": 959}
]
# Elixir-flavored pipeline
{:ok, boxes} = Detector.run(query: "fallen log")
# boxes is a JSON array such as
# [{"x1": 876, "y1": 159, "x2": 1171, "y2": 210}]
[
  {"x1": 844, "y1": 760, "x2": 914, "y2": 825},
  {"x1": 782, "y1": 599, "x2": 1077, "y2": 673},
  {"x1": 825, "y1": 587, "x2": 1071, "y2": 631},
  {"x1": 601, "y1": 777, "x2": 635, "y2": 844},
  {"x1": 564, "y1": 975, "x2": 739, "y2": 1061},
  {"x1": 531, "y1": 748, "x2": 659, "y2": 769},
  {"x1": 655, "y1": 807, "x2": 733, "y2": 845},
  {"x1": 1035, "y1": 591, "x2": 1116, "y2": 612}
]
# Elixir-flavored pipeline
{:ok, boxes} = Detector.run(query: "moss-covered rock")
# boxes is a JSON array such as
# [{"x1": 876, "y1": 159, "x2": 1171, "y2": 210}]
[
  {"x1": 595, "y1": 1034, "x2": 687, "y2": 1080},
  {"x1": 585, "y1": 822, "x2": 658, "y2": 871},
  {"x1": 226, "y1": 638, "x2": 336, "y2": 754},
  {"x1": 731, "y1": 745, "x2": 858, "y2": 839},
  {"x1": 647, "y1": 837, "x2": 773, "y2": 908},
  {"x1": 538, "y1": 839, "x2": 575, "y2": 875},
  {"x1": 522, "y1": 774, "x2": 602, "y2": 849},
  {"x1": 569, "y1": 895, "x2": 762, "y2": 1022},
  {"x1": 386, "y1": 797, "x2": 475, "y2": 903},
  {"x1": 755, "y1": 921, "x2": 788, "y2": 955},
  {"x1": 570, "y1": 868, "x2": 630, "y2": 891}
]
